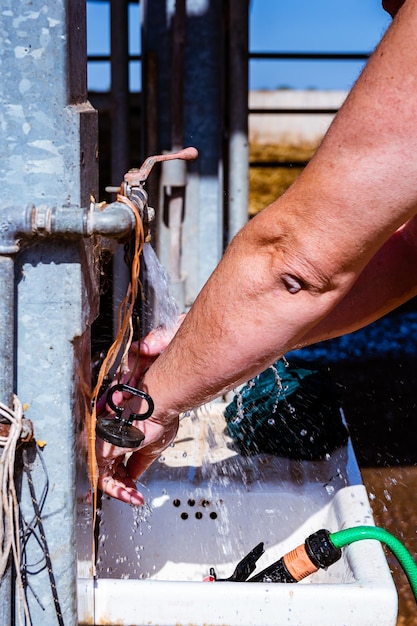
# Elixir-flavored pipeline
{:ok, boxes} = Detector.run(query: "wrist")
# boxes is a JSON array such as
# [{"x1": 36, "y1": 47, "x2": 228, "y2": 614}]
[{"x1": 129, "y1": 374, "x2": 178, "y2": 427}]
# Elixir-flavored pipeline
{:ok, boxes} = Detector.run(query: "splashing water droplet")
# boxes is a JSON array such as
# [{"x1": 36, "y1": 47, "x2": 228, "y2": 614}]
[{"x1": 142, "y1": 243, "x2": 179, "y2": 329}]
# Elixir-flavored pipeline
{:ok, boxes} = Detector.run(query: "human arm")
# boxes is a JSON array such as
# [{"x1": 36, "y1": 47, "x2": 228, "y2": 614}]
[
  {"x1": 97, "y1": 0, "x2": 417, "y2": 501},
  {"x1": 136, "y1": 0, "x2": 417, "y2": 416},
  {"x1": 97, "y1": 213, "x2": 417, "y2": 499},
  {"x1": 96, "y1": 211, "x2": 417, "y2": 503},
  {"x1": 295, "y1": 216, "x2": 417, "y2": 347}
]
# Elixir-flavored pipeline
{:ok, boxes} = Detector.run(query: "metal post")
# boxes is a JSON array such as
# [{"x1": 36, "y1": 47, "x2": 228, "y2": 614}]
[
  {"x1": 111, "y1": 0, "x2": 130, "y2": 178},
  {"x1": 142, "y1": 0, "x2": 224, "y2": 307},
  {"x1": 227, "y1": 0, "x2": 249, "y2": 243},
  {"x1": 0, "y1": 255, "x2": 15, "y2": 625},
  {"x1": 0, "y1": 257, "x2": 15, "y2": 408},
  {"x1": 0, "y1": 0, "x2": 98, "y2": 623},
  {"x1": 111, "y1": 0, "x2": 131, "y2": 337},
  {"x1": 164, "y1": 0, "x2": 187, "y2": 311}
]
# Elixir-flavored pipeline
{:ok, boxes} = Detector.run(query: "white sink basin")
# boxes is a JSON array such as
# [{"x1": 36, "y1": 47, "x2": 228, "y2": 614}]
[{"x1": 77, "y1": 403, "x2": 397, "y2": 625}]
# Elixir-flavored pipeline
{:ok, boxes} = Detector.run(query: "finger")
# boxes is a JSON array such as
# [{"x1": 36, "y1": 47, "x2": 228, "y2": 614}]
[
  {"x1": 127, "y1": 417, "x2": 180, "y2": 480},
  {"x1": 98, "y1": 472, "x2": 145, "y2": 506},
  {"x1": 139, "y1": 314, "x2": 186, "y2": 355},
  {"x1": 126, "y1": 450, "x2": 160, "y2": 482},
  {"x1": 96, "y1": 386, "x2": 125, "y2": 415},
  {"x1": 96, "y1": 391, "x2": 109, "y2": 415},
  {"x1": 125, "y1": 354, "x2": 155, "y2": 386}
]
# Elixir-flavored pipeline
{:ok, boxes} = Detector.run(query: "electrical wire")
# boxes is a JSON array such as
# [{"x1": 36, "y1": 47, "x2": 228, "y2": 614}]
[
  {"x1": 330, "y1": 525, "x2": 417, "y2": 602},
  {"x1": 88, "y1": 193, "x2": 145, "y2": 571},
  {"x1": 0, "y1": 396, "x2": 31, "y2": 625},
  {"x1": 20, "y1": 443, "x2": 64, "y2": 626}
]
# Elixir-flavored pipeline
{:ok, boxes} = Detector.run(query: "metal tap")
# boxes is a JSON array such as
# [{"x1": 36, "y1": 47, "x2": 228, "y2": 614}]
[
  {"x1": 106, "y1": 147, "x2": 198, "y2": 241},
  {"x1": 0, "y1": 148, "x2": 198, "y2": 253}
]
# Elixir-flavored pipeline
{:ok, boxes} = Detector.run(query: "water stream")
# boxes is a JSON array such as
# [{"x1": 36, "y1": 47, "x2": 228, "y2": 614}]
[{"x1": 142, "y1": 243, "x2": 179, "y2": 331}]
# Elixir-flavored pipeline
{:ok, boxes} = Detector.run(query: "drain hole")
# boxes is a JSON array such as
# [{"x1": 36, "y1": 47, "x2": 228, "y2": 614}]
[
  {"x1": 180, "y1": 512, "x2": 188, "y2": 520},
  {"x1": 187, "y1": 498, "x2": 196, "y2": 507},
  {"x1": 173, "y1": 499, "x2": 181, "y2": 507},
  {"x1": 209, "y1": 512, "x2": 218, "y2": 520},
  {"x1": 200, "y1": 499, "x2": 210, "y2": 507},
  {"x1": 195, "y1": 511, "x2": 203, "y2": 520}
]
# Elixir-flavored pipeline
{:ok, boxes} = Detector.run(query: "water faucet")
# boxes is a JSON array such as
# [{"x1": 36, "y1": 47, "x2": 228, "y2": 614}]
[
  {"x1": 106, "y1": 147, "x2": 198, "y2": 241},
  {"x1": 123, "y1": 146, "x2": 198, "y2": 185},
  {"x1": 94, "y1": 148, "x2": 199, "y2": 448}
]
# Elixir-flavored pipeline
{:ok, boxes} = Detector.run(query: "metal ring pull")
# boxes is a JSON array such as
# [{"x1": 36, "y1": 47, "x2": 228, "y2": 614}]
[
  {"x1": 106, "y1": 384, "x2": 154, "y2": 421},
  {"x1": 96, "y1": 384, "x2": 154, "y2": 449}
]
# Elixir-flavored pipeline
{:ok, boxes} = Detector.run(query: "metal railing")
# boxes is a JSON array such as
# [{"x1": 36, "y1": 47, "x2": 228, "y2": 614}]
[{"x1": 248, "y1": 50, "x2": 370, "y2": 168}]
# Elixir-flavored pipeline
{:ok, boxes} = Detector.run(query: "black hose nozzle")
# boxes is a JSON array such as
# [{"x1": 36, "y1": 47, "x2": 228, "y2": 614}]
[
  {"x1": 208, "y1": 542, "x2": 265, "y2": 582},
  {"x1": 248, "y1": 529, "x2": 342, "y2": 583}
]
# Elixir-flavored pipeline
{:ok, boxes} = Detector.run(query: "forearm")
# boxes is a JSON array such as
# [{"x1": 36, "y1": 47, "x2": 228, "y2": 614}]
[
  {"x1": 296, "y1": 218, "x2": 417, "y2": 347},
  {"x1": 141, "y1": 224, "x2": 347, "y2": 420},
  {"x1": 141, "y1": 212, "x2": 417, "y2": 421},
  {"x1": 140, "y1": 0, "x2": 417, "y2": 420}
]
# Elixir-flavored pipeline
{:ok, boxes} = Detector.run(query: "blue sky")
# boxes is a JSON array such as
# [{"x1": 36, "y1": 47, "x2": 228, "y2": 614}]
[
  {"x1": 87, "y1": 0, "x2": 392, "y2": 92},
  {"x1": 249, "y1": 0, "x2": 391, "y2": 90}
]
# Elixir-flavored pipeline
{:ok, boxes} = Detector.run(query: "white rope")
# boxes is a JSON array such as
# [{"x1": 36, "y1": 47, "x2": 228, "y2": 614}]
[{"x1": 0, "y1": 395, "x2": 31, "y2": 625}]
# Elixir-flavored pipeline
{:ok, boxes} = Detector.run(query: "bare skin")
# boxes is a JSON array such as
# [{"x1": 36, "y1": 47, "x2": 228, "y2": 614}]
[
  {"x1": 96, "y1": 0, "x2": 417, "y2": 504},
  {"x1": 296, "y1": 216, "x2": 417, "y2": 346}
]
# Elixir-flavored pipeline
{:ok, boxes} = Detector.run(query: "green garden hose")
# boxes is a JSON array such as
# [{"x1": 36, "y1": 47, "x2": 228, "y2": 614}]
[
  {"x1": 239, "y1": 524, "x2": 417, "y2": 604},
  {"x1": 330, "y1": 525, "x2": 417, "y2": 601}
]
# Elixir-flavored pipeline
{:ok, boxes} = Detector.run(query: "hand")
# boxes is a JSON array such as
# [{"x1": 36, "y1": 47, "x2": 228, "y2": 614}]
[
  {"x1": 96, "y1": 414, "x2": 179, "y2": 505},
  {"x1": 95, "y1": 316, "x2": 185, "y2": 504},
  {"x1": 95, "y1": 316, "x2": 185, "y2": 414}
]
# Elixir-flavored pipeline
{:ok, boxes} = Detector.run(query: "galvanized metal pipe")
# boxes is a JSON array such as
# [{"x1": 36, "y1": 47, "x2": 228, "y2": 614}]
[
  {"x1": 0, "y1": 256, "x2": 15, "y2": 407},
  {"x1": 111, "y1": 0, "x2": 130, "y2": 182},
  {"x1": 143, "y1": 0, "x2": 225, "y2": 305},
  {"x1": 0, "y1": 202, "x2": 138, "y2": 253},
  {"x1": 0, "y1": 255, "x2": 15, "y2": 626},
  {"x1": 31, "y1": 202, "x2": 137, "y2": 239},
  {"x1": 111, "y1": 0, "x2": 131, "y2": 339},
  {"x1": 0, "y1": 0, "x2": 102, "y2": 622},
  {"x1": 228, "y1": 0, "x2": 249, "y2": 242}
]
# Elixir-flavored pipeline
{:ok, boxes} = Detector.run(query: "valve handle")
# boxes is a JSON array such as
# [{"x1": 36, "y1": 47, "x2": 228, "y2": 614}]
[{"x1": 124, "y1": 146, "x2": 198, "y2": 184}]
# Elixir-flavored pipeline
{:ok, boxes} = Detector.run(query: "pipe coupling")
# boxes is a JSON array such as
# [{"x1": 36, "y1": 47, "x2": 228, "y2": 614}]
[
  {"x1": 30, "y1": 202, "x2": 136, "y2": 239},
  {"x1": 0, "y1": 201, "x2": 140, "y2": 255}
]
